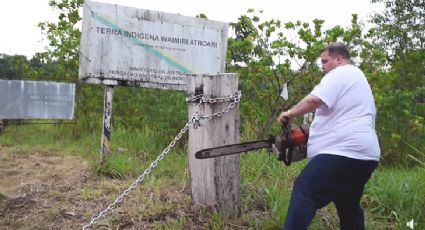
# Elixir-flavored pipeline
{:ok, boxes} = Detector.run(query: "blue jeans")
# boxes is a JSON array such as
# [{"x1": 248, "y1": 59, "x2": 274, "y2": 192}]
[{"x1": 283, "y1": 154, "x2": 378, "y2": 230}]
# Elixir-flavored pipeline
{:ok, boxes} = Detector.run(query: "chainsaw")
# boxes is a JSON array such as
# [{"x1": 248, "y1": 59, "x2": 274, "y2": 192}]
[{"x1": 195, "y1": 119, "x2": 309, "y2": 166}]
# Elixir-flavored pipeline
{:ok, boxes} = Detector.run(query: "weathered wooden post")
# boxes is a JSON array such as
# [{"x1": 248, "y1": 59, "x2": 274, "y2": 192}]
[
  {"x1": 187, "y1": 73, "x2": 240, "y2": 218},
  {"x1": 100, "y1": 85, "x2": 114, "y2": 165}
]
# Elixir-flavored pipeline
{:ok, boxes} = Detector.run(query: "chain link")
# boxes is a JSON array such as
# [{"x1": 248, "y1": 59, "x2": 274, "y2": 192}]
[
  {"x1": 82, "y1": 91, "x2": 241, "y2": 230},
  {"x1": 188, "y1": 91, "x2": 241, "y2": 129}
]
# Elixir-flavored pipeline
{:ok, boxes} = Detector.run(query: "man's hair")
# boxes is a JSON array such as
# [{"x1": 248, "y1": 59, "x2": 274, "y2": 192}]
[{"x1": 320, "y1": 42, "x2": 351, "y2": 60}]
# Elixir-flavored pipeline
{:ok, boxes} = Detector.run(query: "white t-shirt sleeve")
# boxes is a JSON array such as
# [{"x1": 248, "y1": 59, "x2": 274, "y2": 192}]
[{"x1": 310, "y1": 71, "x2": 345, "y2": 110}]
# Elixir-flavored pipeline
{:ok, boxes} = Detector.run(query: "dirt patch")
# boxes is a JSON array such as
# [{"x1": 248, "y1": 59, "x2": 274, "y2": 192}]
[
  {"x1": 0, "y1": 149, "x2": 90, "y2": 195},
  {"x1": 0, "y1": 146, "x2": 245, "y2": 229},
  {"x1": 0, "y1": 146, "x2": 93, "y2": 229}
]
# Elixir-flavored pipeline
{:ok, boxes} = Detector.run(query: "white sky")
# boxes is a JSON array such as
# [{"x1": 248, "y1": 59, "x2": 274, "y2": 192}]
[{"x1": 0, "y1": 0, "x2": 384, "y2": 58}]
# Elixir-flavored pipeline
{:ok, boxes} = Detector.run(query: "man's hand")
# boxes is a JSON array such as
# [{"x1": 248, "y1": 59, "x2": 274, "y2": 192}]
[
  {"x1": 277, "y1": 94, "x2": 323, "y2": 125},
  {"x1": 277, "y1": 110, "x2": 292, "y2": 125}
]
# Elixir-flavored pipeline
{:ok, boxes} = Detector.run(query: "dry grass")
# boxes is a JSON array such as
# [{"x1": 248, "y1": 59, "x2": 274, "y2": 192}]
[{"x1": 0, "y1": 146, "x2": 251, "y2": 229}]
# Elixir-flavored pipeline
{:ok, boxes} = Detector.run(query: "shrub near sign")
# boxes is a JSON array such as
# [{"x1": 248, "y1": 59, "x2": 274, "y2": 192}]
[{"x1": 79, "y1": 1, "x2": 229, "y2": 90}]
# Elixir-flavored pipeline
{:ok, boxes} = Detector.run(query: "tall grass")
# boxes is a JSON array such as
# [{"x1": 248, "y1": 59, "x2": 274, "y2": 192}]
[{"x1": 364, "y1": 168, "x2": 425, "y2": 229}]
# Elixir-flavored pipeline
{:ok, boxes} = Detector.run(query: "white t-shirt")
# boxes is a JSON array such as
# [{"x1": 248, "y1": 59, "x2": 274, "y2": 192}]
[{"x1": 308, "y1": 64, "x2": 380, "y2": 161}]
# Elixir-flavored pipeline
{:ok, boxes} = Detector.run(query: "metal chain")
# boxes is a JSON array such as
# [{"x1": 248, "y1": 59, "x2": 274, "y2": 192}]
[
  {"x1": 189, "y1": 91, "x2": 241, "y2": 128},
  {"x1": 200, "y1": 91, "x2": 241, "y2": 120},
  {"x1": 82, "y1": 91, "x2": 241, "y2": 230},
  {"x1": 186, "y1": 91, "x2": 241, "y2": 104}
]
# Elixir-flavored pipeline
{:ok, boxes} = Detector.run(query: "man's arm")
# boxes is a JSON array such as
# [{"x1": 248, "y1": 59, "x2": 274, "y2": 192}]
[{"x1": 277, "y1": 94, "x2": 323, "y2": 125}]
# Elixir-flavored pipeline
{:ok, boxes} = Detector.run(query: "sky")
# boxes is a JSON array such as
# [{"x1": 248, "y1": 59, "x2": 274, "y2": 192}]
[{"x1": 0, "y1": 0, "x2": 384, "y2": 58}]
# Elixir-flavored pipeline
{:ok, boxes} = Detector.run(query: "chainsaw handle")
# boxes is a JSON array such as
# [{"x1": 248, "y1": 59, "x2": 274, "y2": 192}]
[
  {"x1": 280, "y1": 118, "x2": 294, "y2": 166},
  {"x1": 281, "y1": 115, "x2": 290, "y2": 124}
]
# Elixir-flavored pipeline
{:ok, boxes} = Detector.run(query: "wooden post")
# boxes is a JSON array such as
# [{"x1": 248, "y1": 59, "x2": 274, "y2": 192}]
[
  {"x1": 100, "y1": 85, "x2": 114, "y2": 165},
  {"x1": 187, "y1": 73, "x2": 240, "y2": 218}
]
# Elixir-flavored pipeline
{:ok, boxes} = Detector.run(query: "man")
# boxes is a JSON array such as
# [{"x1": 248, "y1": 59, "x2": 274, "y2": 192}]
[{"x1": 277, "y1": 42, "x2": 380, "y2": 230}]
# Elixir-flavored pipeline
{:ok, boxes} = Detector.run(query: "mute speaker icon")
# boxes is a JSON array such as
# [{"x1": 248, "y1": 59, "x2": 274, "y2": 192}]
[{"x1": 407, "y1": 219, "x2": 415, "y2": 229}]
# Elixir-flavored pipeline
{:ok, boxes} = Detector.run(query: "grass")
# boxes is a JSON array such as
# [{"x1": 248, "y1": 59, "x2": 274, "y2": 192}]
[
  {"x1": 364, "y1": 167, "x2": 425, "y2": 229},
  {"x1": 1, "y1": 123, "x2": 424, "y2": 229}
]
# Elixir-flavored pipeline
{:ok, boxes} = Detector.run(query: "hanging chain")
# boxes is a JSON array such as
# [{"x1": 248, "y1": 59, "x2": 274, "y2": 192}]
[{"x1": 82, "y1": 91, "x2": 241, "y2": 230}]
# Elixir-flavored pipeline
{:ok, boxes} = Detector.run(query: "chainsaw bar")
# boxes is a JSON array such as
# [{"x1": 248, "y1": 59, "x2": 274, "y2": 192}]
[{"x1": 195, "y1": 139, "x2": 274, "y2": 159}]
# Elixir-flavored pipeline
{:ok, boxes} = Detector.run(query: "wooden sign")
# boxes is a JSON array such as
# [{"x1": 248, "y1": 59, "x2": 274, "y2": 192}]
[{"x1": 79, "y1": 1, "x2": 229, "y2": 90}]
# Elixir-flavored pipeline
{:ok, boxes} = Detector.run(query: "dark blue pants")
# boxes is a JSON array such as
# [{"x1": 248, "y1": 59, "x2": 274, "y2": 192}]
[{"x1": 283, "y1": 154, "x2": 378, "y2": 230}]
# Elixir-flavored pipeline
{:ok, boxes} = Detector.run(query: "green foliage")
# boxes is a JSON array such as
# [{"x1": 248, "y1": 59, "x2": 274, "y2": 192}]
[
  {"x1": 38, "y1": 0, "x2": 83, "y2": 76},
  {"x1": 112, "y1": 87, "x2": 188, "y2": 139},
  {"x1": 227, "y1": 11, "x2": 319, "y2": 138},
  {"x1": 370, "y1": 0, "x2": 425, "y2": 61},
  {"x1": 227, "y1": 10, "x2": 376, "y2": 139},
  {"x1": 366, "y1": 0, "x2": 425, "y2": 165},
  {"x1": 374, "y1": 86, "x2": 425, "y2": 165},
  {"x1": 0, "y1": 54, "x2": 30, "y2": 79}
]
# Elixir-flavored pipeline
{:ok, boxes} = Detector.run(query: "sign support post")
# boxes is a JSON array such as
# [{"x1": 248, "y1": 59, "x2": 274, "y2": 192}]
[{"x1": 100, "y1": 85, "x2": 114, "y2": 165}]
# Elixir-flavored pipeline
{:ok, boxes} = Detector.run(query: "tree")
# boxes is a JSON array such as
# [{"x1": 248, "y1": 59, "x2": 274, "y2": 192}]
[
  {"x1": 367, "y1": 0, "x2": 425, "y2": 165},
  {"x1": 38, "y1": 0, "x2": 83, "y2": 80},
  {"x1": 0, "y1": 54, "x2": 32, "y2": 79},
  {"x1": 227, "y1": 10, "x2": 371, "y2": 138}
]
